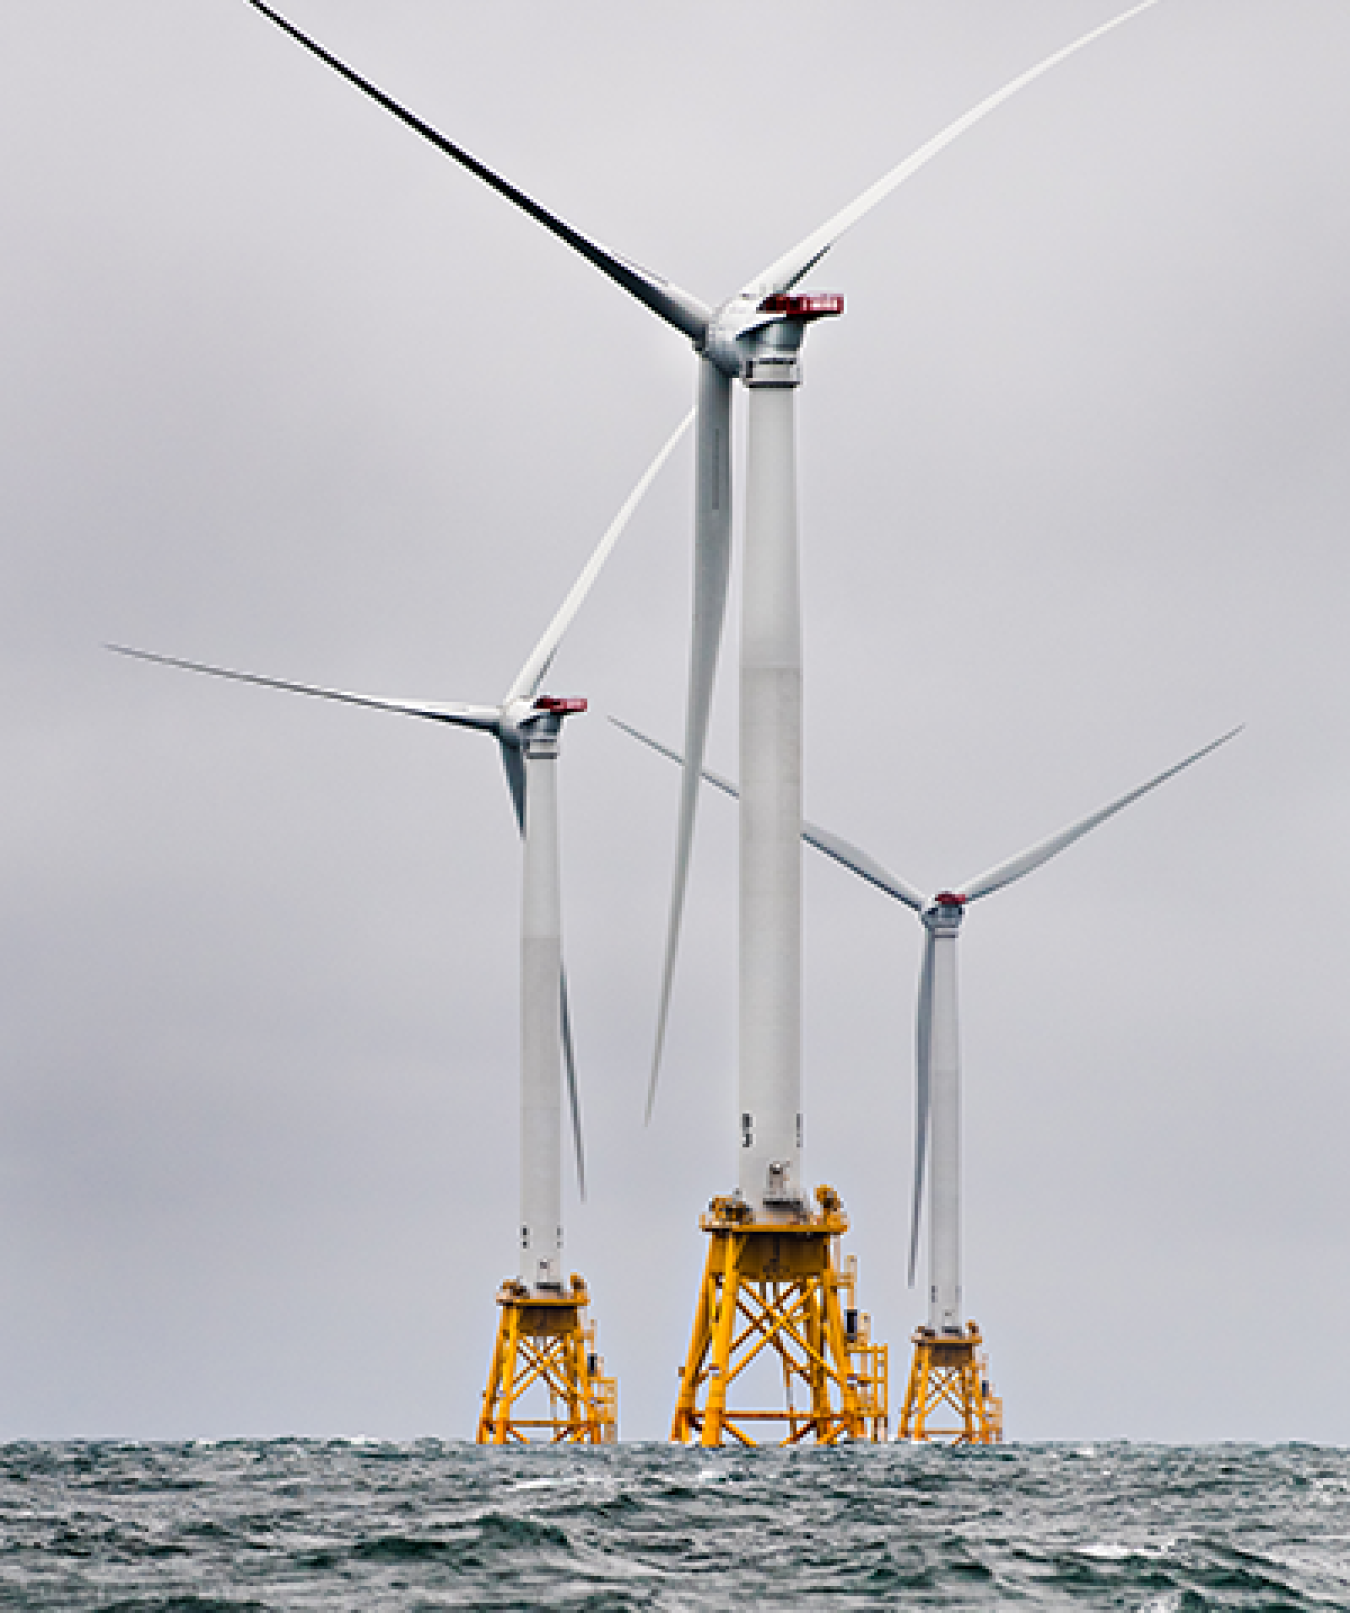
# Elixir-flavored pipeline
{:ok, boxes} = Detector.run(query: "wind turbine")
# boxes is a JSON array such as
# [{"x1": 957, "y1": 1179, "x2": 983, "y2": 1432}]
[
  {"x1": 112, "y1": 411, "x2": 691, "y2": 1443},
  {"x1": 241, "y1": 0, "x2": 1167, "y2": 1210},
  {"x1": 236, "y1": 0, "x2": 1168, "y2": 1443},
  {"x1": 614, "y1": 717, "x2": 1241, "y2": 1441}
]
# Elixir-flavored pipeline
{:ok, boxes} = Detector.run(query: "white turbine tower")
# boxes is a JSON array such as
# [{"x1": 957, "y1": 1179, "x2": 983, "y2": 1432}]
[
  {"x1": 112, "y1": 412, "x2": 690, "y2": 1443},
  {"x1": 615, "y1": 718, "x2": 1240, "y2": 1441}
]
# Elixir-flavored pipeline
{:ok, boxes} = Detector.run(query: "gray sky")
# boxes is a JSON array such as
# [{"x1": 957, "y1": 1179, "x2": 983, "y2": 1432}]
[{"x1": 2, "y1": 0, "x2": 1347, "y2": 1444}]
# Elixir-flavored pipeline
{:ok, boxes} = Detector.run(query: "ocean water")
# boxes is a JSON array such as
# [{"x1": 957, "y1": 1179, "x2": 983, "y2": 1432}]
[{"x1": 0, "y1": 1441, "x2": 1346, "y2": 1610}]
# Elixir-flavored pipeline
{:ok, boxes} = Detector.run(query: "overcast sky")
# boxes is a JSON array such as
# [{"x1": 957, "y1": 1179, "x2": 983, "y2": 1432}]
[{"x1": 2, "y1": 0, "x2": 1347, "y2": 1445}]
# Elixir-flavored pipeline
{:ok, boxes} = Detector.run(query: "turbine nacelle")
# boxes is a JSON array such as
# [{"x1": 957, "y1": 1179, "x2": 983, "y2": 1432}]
[
  {"x1": 497, "y1": 694, "x2": 588, "y2": 751},
  {"x1": 922, "y1": 892, "x2": 968, "y2": 933},
  {"x1": 700, "y1": 291, "x2": 845, "y2": 378}
]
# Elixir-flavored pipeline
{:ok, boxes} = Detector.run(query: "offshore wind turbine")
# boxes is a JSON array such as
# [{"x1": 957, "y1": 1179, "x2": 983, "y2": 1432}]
[
  {"x1": 239, "y1": 0, "x2": 1168, "y2": 1445},
  {"x1": 615, "y1": 717, "x2": 1240, "y2": 1442},
  {"x1": 112, "y1": 412, "x2": 690, "y2": 1444}
]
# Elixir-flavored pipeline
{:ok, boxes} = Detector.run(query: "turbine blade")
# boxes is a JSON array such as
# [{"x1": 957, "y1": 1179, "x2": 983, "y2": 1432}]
[
  {"x1": 559, "y1": 963, "x2": 586, "y2": 1201},
  {"x1": 645, "y1": 359, "x2": 732, "y2": 1120},
  {"x1": 499, "y1": 741, "x2": 527, "y2": 833},
  {"x1": 609, "y1": 717, "x2": 736, "y2": 796},
  {"x1": 107, "y1": 644, "x2": 500, "y2": 731},
  {"x1": 244, "y1": 2, "x2": 711, "y2": 342},
  {"x1": 611, "y1": 716, "x2": 926, "y2": 912},
  {"x1": 909, "y1": 928, "x2": 935, "y2": 1287},
  {"x1": 958, "y1": 727, "x2": 1242, "y2": 902},
  {"x1": 741, "y1": 0, "x2": 1163, "y2": 299},
  {"x1": 802, "y1": 823, "x2": 927, "y2": 915},
  {"x1": 505, "y1": 410, "x2": 694, "y2": 705}
]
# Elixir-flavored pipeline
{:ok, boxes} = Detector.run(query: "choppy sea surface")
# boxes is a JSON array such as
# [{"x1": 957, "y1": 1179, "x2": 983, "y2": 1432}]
[{"x1": 1, "y1": 1441, "x2": 1347, "y2": 1610}]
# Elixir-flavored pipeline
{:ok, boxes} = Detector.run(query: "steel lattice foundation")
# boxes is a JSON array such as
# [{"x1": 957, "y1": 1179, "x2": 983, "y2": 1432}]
[
  {"x1": 477, "y1": 1277, "x2": 617, "y2": 1444},
  {"x1": 898, "y1": 1323, "x2": 1002, "y2": 1444},
  {"x1": 670, "y1": 1186, "x2": 888, "y2": 1446}
]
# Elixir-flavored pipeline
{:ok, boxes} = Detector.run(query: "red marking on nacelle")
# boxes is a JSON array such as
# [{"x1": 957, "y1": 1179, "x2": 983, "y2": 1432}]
[
  {"x1": 534, "y1": 696, "x2": 588, "y2": 715},
  {"x1": 934, "y1": 891, "x2": 967, "y2": 907},
  {"x1": 758, "y1": 292, "x2": 845, "y2": 320}
]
